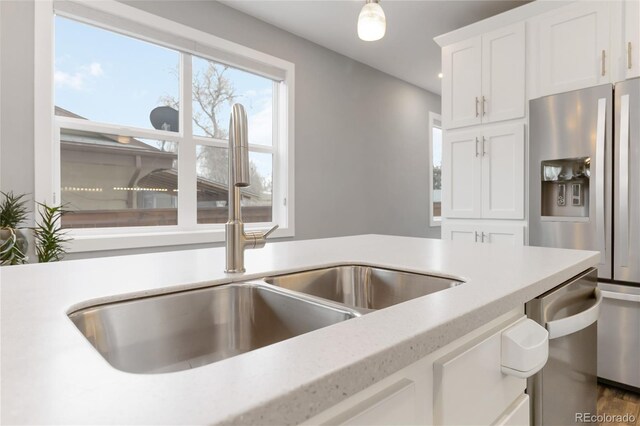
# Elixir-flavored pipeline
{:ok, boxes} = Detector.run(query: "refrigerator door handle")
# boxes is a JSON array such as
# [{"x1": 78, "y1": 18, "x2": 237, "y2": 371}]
[
  {"x1": 546, "y1": 289, "x2": 603, "y2": 340},
  {"x1": 595, "y1": 98, "x2": 607, "y2": 264},
  {"x1": 618, "y1": 94, "x2": 631, "y2": 267}
]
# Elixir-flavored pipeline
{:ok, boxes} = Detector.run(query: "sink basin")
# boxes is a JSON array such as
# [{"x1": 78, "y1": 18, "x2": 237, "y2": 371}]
[
  {"x1": 264, "y1": 265, "x2": 463, "y2": 310},
  {"x1": 69, "y1": 283, "x2": 358, "y2": 374}
]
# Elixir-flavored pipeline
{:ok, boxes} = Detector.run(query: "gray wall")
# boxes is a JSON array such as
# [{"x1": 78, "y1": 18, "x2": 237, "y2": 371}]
[{"x1": 0, "y1": 0, "x2": 441, "y2": 261}]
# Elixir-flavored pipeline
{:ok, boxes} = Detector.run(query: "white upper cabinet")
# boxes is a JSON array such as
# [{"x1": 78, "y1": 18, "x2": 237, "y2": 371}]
[
  {"x1": 482, "y1": 24, "x2": 526, "y2": 123},
  {"x1": 442, "y1": 23, "x2": 525, "y2": 130},
  {"x1": 481, "y1": 124, "x2": 525, "y2": 219},
  {"x1": 625, "y1": 0, "x2": 640, "y2": 79},
  {"x1": 533, "y1": 1, "x2": 611, "y2": 97},
  {"x1": 442, "y1": 37, "x2": 483, "y2": 129},
  {"x1": 443, "y1": 124, "x2": 525, "y2": 219}
]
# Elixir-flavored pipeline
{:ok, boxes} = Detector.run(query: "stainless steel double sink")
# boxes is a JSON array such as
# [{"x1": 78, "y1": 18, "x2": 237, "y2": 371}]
[{"x1": 69, "y1": 265, "x2": 462, "y2": 374}]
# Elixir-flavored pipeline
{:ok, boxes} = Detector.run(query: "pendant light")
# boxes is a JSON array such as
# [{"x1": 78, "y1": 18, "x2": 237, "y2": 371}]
[{"x1": 357, "y1": 0, "x2": 386, "y2": 42}]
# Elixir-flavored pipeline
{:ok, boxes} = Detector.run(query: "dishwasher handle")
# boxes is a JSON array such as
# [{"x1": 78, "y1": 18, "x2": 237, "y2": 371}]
[
  {"x1": 546, "y1": 289, "x2": 603, "y2": 340},
  {"x1": 601, "y1": 290, "x2": 640, "y2": 303}
]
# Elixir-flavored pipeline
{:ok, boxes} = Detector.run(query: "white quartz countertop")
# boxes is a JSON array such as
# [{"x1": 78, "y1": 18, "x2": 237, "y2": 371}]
[{"x1": 0, "y1": 235, "x2": 598, "y2": 425}]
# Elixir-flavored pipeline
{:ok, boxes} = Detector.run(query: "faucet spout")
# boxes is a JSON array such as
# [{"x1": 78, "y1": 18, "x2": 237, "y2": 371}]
[
  {"x1": 225, "y1": 103, "x2": 277, "y2": 273},
  {"x1": 229, "y1": 103, "x2": 251, "y2": 189}
]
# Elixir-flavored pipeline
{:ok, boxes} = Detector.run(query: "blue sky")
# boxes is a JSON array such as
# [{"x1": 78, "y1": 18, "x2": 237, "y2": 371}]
[{"x1": 55, "y1": 16, "x2": 273, "y2": 180}]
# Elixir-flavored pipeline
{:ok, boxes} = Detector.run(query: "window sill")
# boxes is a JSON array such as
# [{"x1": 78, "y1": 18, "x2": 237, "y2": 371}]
[
  {"x1": 429, "y1": 217, "x2": 442, "y2": 228},
  {"x1": 66, "y1": 226, "x2": 295, "y2": 253}
]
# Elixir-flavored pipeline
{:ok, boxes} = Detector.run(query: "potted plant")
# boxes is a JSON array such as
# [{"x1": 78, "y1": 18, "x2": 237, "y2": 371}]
[
  {"x1": 34, "y1": 203, "x2": 70, "y2": 263},
  {"x1": 0, "y1": 192, "x2": 29, "y2": 265}
]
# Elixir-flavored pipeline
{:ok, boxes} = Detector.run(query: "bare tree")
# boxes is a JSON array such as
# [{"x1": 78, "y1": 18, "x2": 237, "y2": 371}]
[
  {"x1": 433, "y1": 165, "x2": 442, "y2": 190},
  {"x1": 161, "y1": 62, "x2": 270, "y2": 202}
]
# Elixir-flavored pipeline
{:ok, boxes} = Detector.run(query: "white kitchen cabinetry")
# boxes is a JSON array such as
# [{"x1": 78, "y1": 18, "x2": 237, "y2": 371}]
[
  {"x1": 442, "y1": 23, "x2": 525, "y2": 129},
  {"x1": 533, "y1": 1, "x2": 611, "y2": 97},
  {"x1": 322, "y1": 379, "x2": 420, "y2": 426},
  {"x1": 433, "y1": 316, "x2": 531, "y2": 425},
  {"x1": 481, "y1": 125, "x2": 525, "y2": 219},
  {"x1": 625, "y1": 0, "x2": 640, "y2": 79},
  {"x1": 493, "y1": 395, "x2": 530, "y2": 426},
  {"x1": 443, "y1": 124, "x2": 524, "y2": 219},
  {"x1": 442, "y1": 37, "x2": 482, "y2": 129},
  {"x1": 442, "y1": 222, "x2": 525, "y2": 246},
  {"x1": 441, "y1": 223, "x2": 477, "y2": 243},
  {"x1": 481, "y1": 24, "x2": 526, "y2": 124},
  {"x1": 306, "y1": 311, "x2": 527, "y2": 426},
  {"x1": 442, "y1": 130, "x2": 482, "y2": 218}
]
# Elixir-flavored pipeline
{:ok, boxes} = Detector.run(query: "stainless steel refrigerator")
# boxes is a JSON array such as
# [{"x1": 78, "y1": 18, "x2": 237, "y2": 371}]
[{"x1": 529, "y1": 78, "x2": 640, "y2": 422}]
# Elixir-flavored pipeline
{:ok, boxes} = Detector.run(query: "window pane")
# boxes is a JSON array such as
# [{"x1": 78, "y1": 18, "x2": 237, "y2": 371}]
[
  {"x1": 196, "y1": 145, "x2": 272, "y2": 224},
  {"x1": 432, "y1": 126, "x2": 442, "y2": 219},
  {"x1": 192, "y1": 56, "x2": 273, "y2": 146},
  {"x1": 60, "y1": 129, "x2": 178, "y2": 228},
  {"x1": 55, "y1": 16, "x2": 180, "y2": 132}
]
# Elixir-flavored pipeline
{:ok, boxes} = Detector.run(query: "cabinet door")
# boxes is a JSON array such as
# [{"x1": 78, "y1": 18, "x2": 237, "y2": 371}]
[
  {"x1": 441, "y1": 222, "x2": 478, "y2": 242},
  {"x1": 434, "y1": 317, "x2": 526, "y2": 425},
  {"x1": 494, "y1": 394, "x2": 530, "y2": 426},
  {"x1": 536, "y1": 1, "x2": 611, "y2": 96},
  {"x1": 442, "y1": 130, "x2": 482, "y2": 218},
  {"x1": 480, "y1": 224, "x2": 524, "y2": 246},
  {"x1": 481, "y1": 124, "x2": 525, "y2": 219},
  {"x1": 481, "y1": 23, "x2": 525, "y2": 123},
  {"x1": 625, "y1": 0, "x2": 640, "y2": 79},
  {"x1": 442, "y1": 36, "x2": 482, "y2": 129}
]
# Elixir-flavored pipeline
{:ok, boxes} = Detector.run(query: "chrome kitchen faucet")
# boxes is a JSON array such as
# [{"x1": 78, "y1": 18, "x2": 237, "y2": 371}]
[{"x1": 225, "y1": 103, "x2": 278, "y2": 273}]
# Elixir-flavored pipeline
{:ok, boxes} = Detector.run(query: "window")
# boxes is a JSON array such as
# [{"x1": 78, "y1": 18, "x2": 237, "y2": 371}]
[
  {"x1": 429, "y1": 112, "x2": 442, "y2": 227},
  {"x1": 37, "y1": 0, "x2": 294, "y2": 251}
]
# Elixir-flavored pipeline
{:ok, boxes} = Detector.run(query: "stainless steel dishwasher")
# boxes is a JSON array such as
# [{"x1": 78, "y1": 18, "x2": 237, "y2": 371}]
[{"x1": 526, "y1": 268, "x2": 603, "y2": 425}]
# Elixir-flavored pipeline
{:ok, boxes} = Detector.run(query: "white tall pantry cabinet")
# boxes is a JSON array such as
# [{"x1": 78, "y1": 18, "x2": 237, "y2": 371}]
[{"x1": 440, "y1": 22, "x2": 526, "y2": 245}]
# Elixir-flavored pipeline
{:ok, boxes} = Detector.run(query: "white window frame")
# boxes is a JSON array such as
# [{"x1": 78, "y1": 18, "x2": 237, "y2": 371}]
[
  {"x1": 34, "y1": 0, "x2": 295, "y2": 253},
  {"x1": 428, "y1": 112, "x2": 442, "y2": 227}
]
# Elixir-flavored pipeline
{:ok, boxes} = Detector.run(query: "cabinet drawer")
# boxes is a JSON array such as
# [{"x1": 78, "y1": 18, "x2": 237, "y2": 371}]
[{"x1": 434, "y1": 317, "x2": 526, "y2": 425}]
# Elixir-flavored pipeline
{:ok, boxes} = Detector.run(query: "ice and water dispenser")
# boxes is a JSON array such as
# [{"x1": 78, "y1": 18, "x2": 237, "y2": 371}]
[{"x1": 541, "y1": 157, "x2": 590, "y2": 219}]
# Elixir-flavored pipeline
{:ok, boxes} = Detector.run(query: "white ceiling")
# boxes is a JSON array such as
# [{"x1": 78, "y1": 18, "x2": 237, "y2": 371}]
[{"x1": 220, "y1": 0, "x2": 530, "y2": 95}]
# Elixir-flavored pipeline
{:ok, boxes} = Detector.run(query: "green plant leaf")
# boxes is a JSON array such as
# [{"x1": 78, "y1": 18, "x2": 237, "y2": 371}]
[
  {"x1": 0, "y1": 192, "x2": 29, "y2": 229},
  {"x1": 33, "y1": 202, "x2": 71, "y2": 263}
]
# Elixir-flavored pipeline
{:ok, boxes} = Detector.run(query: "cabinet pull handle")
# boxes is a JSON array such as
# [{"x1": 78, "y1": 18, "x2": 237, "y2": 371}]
[
  {"x1": 628, "y1": 42, "x2": 633, "y2": 70},
  {"x1": 481, "y1": 232, "x2": 487, "y2": 243},
  {"x1": 602, "y1": 50, "x2": 606, "y2": 76},
  {"x1": 474, "y1": 231, "x2": 479, "y2": 242},
  {"x1": 482, "y1": 136, "x2": 487, "y2": 156},
  {"x1": 475, "y1": 137, "x2": 479, "y2": 157},
  {"x1": 475, "y1": 97, "x2": 480, "y2": 117},
  {"x1": 482, "y1": 96, "x2": 487, "y2": 116}
]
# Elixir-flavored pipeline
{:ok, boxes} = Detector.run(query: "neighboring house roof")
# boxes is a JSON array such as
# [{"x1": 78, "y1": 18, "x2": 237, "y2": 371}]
[
  {"x1": 138, "y1": 169, "x2": 263, "y2": 201},
  {"x1": 56, "y1": 106, "x2": 263, "y2": 201}
]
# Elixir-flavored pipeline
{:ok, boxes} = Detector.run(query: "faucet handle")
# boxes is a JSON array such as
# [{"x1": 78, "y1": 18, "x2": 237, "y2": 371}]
[
  {"x1": 263, "y1": 224, "x2": 279, "y2": 238},
  {"x1": 244, "y1": 224, "x2": 279, "y2": 249}
]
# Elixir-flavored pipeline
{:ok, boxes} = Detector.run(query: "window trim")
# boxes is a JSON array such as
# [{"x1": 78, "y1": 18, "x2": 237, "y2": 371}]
[
  {"x1": 34, "y1": 0, "x2": 295, "y2": 253},
  {"x1": 428, "y1": 112, "x2": 442, "y2": 228}
]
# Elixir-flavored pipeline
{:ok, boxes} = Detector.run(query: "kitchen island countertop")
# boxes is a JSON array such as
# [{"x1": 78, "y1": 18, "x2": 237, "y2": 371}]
[{"x1": 0, "y1": 234, "x2": 599, "y2": 425}]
